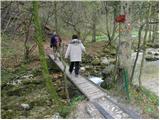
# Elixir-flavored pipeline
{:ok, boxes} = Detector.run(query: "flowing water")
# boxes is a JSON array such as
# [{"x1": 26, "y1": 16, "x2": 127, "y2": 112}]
[{"x1": 131, "y1": 49, "x2": 159, "y2": 96}]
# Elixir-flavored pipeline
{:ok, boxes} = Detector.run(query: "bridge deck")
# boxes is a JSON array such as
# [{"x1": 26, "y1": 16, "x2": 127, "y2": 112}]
[{"x1": 48, "y1": 54, "x2": 106, "y2": 101}]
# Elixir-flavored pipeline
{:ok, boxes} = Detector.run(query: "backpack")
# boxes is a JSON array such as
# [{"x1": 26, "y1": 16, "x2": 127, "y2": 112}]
[{"x1": 51, "y1": 35, "x2": 57, "y2": 45}]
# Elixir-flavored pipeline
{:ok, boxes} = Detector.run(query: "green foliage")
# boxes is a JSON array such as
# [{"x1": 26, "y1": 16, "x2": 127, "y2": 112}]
[
  {"x1": 96, "y1": 35, "x2": 108, "y2": 41},
  {"x1": 59, "y1": 95, "x2": 85, "y2": 118},
  {"x1": 130, "y1": 86, "x2": 158, "y2": 118}
]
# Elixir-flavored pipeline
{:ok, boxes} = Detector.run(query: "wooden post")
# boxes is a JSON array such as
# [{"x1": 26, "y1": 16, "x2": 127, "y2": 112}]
[{"x1": 60, "y1": 43, "x2": 70, "y2": 103}]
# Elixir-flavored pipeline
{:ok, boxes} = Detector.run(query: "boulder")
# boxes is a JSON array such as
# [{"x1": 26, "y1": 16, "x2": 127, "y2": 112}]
[
  {"x1": 52, "y1": 112, "x2": 63, "y2": 119},
  {"x1": 110, "y1": 50, "x2": 116, "y2": 56},
  {"x1": 21, "y1": 103, "x2": 30, "y2": 110},
  {"x1": 103, "y1": 48, "x2": 110, "y2": 53},
  {"x1": 85, "y1": 65, "x2": 91, "y2": 69},
  {"x1": 108, "y1": 58, "x2": 116, "y2": 64},
  {"x1": 152, "y1": 43, "x2": 159, "y2": 48},
  {"x1": 91, "y1": 58, "x2": 101, "y2": 65},
  {"x1": 154, "y1": 56, "x2": 159, "y2": 60},
  {"x1": 55, "y1": 80, "x2": 62, "y2": 87},
  {"x1": 145, "y1": 54, "x2": 157, "y2": 61},
  {"x1": 101, "y1": 57, "x2": 109, "y2": 65},
  {"x1": 154, "y1": 52, "x2": 159, "y2": 56},
  {"x1": 102, "y1": 64, "x2": 115, "y2": 76},
  {"x1": 22, "y1": 74, "x2": 33, "y2": 79},
  {"x1": 101, "y1": 77, "x2": 113, "y2": 90},
  {"x1": 146, "y1": 48, "x2": 159, "y2": 55},
  {"x1": 80, "y1": 67, "x2": 86, "y2": 72},
  {"x1": 147, "y1": 51, "x2": 152, "y2": 55},
  {"x1": 59, "y1": 90, "x2": 66, "y2": 99},
  {"x1": 99, "y1": 52, "x2": 106, "y2": 57}
]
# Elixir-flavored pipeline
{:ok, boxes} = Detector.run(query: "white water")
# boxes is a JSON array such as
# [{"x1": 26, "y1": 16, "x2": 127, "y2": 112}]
[{"x1": 88, "y1": 76, "x2": 104, "y2": 86}]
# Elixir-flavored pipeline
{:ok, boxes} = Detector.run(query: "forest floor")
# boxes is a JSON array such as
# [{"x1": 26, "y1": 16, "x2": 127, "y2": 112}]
[
  {"x1": 1, "y1": 37, "x2": 85, "y2": 119},
  {"x1": 1, "y1": 36, "x2": 159, "y2": 119}
]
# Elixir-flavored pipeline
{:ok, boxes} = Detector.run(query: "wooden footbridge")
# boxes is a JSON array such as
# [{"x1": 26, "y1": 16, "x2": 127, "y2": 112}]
[{"x1": 46, "y1": 49, "x2": 140, "y2": 119}]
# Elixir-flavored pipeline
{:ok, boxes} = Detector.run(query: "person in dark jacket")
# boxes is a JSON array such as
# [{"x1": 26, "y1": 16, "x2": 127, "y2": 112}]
[{"x1": 50, "y1": 32, "x2": 62, "y2": 60}]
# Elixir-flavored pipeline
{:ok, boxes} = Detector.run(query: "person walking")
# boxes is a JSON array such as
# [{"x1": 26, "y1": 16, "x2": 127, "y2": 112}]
[
  {"x1": 65, "y1": 35, "x2": 85, "y2": 77},
  {"x1": 50, "y1": 32, "x2": 62, "y2": 60}
]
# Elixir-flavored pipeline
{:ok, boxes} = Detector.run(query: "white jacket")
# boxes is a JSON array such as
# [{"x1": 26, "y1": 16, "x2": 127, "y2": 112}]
[{"x1": 65, "y1": 39, "x2": 85, "y2": 62}]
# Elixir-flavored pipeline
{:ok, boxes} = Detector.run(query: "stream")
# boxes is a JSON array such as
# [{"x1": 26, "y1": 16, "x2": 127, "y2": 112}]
[
  {"x1": 85, "y1": 48, "x2": 159, "y2": 96},
  {"x1": 131, "y1": 48, "x2": 159, "y2": 96}
]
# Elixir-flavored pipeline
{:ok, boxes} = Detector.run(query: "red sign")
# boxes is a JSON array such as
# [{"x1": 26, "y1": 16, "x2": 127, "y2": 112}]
[{"x1": 115, "y1": 15, "x2": 126, "y2": 23}]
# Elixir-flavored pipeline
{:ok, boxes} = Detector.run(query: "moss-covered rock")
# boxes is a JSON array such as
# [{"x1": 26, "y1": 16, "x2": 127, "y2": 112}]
[
  {"x1": 145, "y1": 55, "x2": 158, "y2": 61},
  {"x1": 91, "y1": 58, "x2": 101, "y2": 65}
]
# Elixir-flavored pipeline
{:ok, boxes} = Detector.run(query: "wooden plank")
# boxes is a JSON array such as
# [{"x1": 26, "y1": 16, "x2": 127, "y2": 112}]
[
  {"x1": 78, "y1": 83, "x2": 94, "y2": 88},
  {"x1": 80, "y1": 86, "x2": 96, "y2": 91},
  {"x1": 48, "y1": 54, "x2": 105, "y2": 101},
  {"x1": 89, "y1": 92, "x2": 105, "y2": 97},
  {"x1": 89, "y1": 93, "x2": 105, "y2": 100},
  {"x1": 82, "y1": 86, "x2": 99, "y2": 91},
  {"x1": 74, "y1": 80, "x2": 88, "y2": 84},
  {"x1": 84, "y1": 89, "x2": 101, "y2": 95},
  {"x1": 82, "y1": 89, "x2": 99, "y2": 94}
]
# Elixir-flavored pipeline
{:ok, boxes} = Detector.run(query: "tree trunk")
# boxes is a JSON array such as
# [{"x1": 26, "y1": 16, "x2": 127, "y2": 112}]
[
  {"x1": 105, "y1": 2, "x2": 110, "y2": 42},
  {"x1": 118, "y1": 1, "x2": 132, "y2": 82},
  {"x1": 24, "y1": 17, "x2": 32, "y2": 61},
  {"x1": 113, "y1": 23, "x2": 121, "y2": 82},
  {"x1": 32, "y1": 1, "x2": 59, "y2": 104},
  {"x1": 138, "y1": 24, "x2": 149, "y2": 87},
  {"x1": 92, "y1": 11, "x2": 96, "y2": 42},
  {"x1": 138, "y1": 2, "x2": 151, "y2": 88},
  {"x1": 105, "y1": 3, "x2": 117, "y2": 46},
  {"x1": 130, "y1": 23, "x2": 145, "y2": 83},
  {"x1": 54, "y1": 2, "x2": 58, "y2": 33},
  {"x1": 151, "y1": 24, "x2": 156, "y2": 43},
  {"x1": 148, "y1": 22, "x2": 152, "y2": 42}
]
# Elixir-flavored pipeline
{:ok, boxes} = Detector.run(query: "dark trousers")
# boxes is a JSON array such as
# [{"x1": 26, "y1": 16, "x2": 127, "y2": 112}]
[{"x1": 69, "y1": 61, "x2": 80, "y2": 75}]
